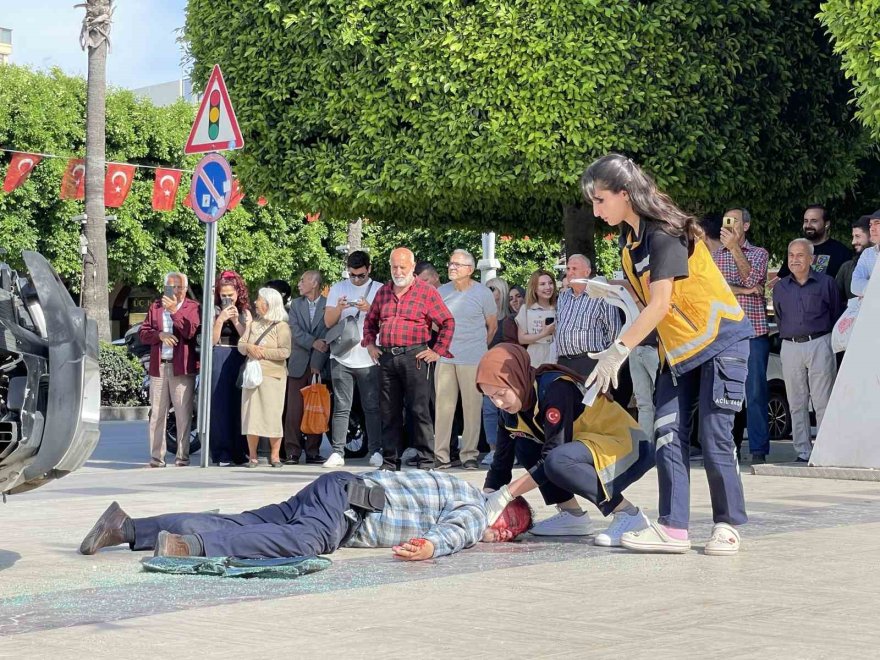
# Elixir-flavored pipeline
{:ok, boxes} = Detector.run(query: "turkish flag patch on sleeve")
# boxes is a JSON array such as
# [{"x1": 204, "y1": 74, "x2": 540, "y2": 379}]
[{"x1": 545, "y1": 407, "x2": 562, "y2": 425}]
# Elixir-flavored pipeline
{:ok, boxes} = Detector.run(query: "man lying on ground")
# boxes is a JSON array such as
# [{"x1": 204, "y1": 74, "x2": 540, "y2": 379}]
[{"x1": 79, "y1": 470, "x2": 532, "y2": 561}]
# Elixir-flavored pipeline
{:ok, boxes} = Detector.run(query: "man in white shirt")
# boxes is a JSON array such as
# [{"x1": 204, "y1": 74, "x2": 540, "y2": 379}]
[{"x1": 324, "y1": 251, "x2": 383, "y2": 467}]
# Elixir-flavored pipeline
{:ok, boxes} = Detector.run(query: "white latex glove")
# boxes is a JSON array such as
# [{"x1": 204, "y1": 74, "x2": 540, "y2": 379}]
[
  {"x1": 484, "y1": 485, "x2": 513, "y2": 525},
  {"x1": 585, "y1": 340, "x2": 631, "y2": 393}
]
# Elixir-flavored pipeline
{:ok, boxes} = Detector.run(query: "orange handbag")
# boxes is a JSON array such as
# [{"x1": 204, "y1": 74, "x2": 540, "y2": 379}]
[{"x1": 300, "y1": 375, "x2": 331, "y2": 435}]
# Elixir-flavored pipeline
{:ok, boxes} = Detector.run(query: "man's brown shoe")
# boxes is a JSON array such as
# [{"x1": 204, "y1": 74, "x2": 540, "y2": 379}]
[
  {"x1": 79, "y1": 502, "x2": 130, "y2": 555},
  {"x1": 154, "y1": 531, "x2": 201, "y2": 557}
]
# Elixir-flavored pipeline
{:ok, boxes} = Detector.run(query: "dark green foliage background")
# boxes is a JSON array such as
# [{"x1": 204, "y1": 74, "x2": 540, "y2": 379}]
[
  {"x1": 185, "y1": 0, "x2": 871, "y2": 258},
  {"x1": 98, "y1": 341, "x2": 147, "y2": 406}
]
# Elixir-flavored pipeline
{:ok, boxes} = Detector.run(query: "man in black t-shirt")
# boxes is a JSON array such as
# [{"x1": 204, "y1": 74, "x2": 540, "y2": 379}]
[{"x1": 775, "y1": 205, "x2": 853, "y2": 280}]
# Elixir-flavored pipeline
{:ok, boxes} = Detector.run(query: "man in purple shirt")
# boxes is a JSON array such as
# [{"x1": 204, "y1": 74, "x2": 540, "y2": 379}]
[{"x1": 772, "y1": 239, "x2": 843, "y2": 463}]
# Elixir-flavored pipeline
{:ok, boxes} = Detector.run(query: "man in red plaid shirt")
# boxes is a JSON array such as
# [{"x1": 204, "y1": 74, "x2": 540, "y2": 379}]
[
  {"x1": 712, "y1": 208, "x2": 770, "y2": 463},
  {"x1": 363, "y1": 247, "x2": 455, "y2": 470}
]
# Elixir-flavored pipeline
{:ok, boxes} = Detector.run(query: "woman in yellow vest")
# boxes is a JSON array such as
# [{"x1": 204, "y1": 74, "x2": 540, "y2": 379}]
[
  {"x1": 479, "y1": 344, "x2": 655, "y2": 547},
  {"x1": 578, "y1": 154, "x2": 753, "y2": 556}
]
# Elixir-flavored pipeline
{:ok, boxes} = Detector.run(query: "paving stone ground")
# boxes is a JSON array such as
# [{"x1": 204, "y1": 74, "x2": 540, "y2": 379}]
[{"x1": 1, "y1": 421, "x2": 877, "y2": 658}]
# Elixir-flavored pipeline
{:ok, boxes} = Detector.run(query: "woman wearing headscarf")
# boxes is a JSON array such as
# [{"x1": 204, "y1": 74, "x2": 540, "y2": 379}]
[
  {"x1": 209, "y1": 270, "x2": 252, "y2": 466},
  {"x1": 479, "y1": 344, "x2": 653, "y2": 546}
]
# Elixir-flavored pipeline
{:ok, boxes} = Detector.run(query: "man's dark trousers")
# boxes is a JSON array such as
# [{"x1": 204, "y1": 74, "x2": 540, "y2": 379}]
[
  {"x1": 378, "y1": 348, "x2": 434, "y2": 469},
  {"x1": 132, "y1": 472, "x2": 358, "y2": 558},
  {"x1": 745, "y1": 335, "x2": 770, "y2": 456},
  {"x1": 329, "y1": 361, "x2": 382, "y2": 457}
]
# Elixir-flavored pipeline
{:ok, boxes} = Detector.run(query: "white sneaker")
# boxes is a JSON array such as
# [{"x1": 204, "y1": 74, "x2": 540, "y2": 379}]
[
  {"x1": 323, "y1": 452, "x2": 345, "y2": 468},
  {"x1": 480, "y1": 450, "x2": 495, "y2": 466},
  {"x1": 400, "y1": 447, "x2": 418, "y2": 463},
  {"x1": 368, "y1": 451, "x2": 383, "y2": 468},
  {"x1": 594, "y1": 509, "x2": 650, "y2": 547},
  {"x1": 529, "y1": 507, "x2": 593, "y2": 536}
]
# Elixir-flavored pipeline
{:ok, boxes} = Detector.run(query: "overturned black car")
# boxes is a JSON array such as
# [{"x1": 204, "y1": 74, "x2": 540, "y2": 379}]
[{"x1": 0, "y1": 251, "x2": 100, "y2": 496}]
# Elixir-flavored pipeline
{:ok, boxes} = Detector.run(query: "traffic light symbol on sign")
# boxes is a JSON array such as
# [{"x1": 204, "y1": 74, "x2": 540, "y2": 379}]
[{"x1": 208, "y1": 90, "x2": 221, "y2": 140}]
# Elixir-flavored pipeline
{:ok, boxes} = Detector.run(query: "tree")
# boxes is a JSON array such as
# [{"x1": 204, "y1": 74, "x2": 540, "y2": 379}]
[
  {"x1": 77, "y1": 0, "x2": 114, "y2": 341},
  {"x1": 0, "y1": 65, "x2": 340, "y2": 303},
  {"x1": 819, "y1": 1, "x2": 880, "y2": 142},
  {"x1": 185, "y1": 0, "x2": 868, "y2": 258}
]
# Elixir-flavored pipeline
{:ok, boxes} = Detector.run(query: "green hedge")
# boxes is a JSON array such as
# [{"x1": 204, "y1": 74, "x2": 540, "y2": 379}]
[{"x1": 98, "y1": 341, "x2": 147, "y2": 407}]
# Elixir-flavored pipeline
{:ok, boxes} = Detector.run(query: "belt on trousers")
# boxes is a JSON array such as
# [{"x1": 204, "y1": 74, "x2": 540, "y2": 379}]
[
  {"x1": 784, "y1": 331, "x2": 829, "y2": 343},
  {"x1": 339, "y1": 478, "x2": 386, "y2": 546},
  {"x1": 217, "y1": 338, "x2": 236, "y2": 347},
  {"x1": 160, "y1": 358, "x2": 174, "y2": 364},
  {"x1": 383, "y1": 344, "x2": 426, "y2": 356},
  {"x1": 560, "y1": 350, "x2": 593, "y2": 360}
]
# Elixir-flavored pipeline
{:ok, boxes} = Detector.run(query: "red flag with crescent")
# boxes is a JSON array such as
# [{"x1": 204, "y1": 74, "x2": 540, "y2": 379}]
[
  {"x1": 3, "y1": 153, "x2": 42, "y2": 193},
  {"x1": 151, "y1": 168, "x2": 182, "y2": 212},
  {"x1": 104, "y1": 163, "x2": 136, "y2": 207},
  {"x1": 227, "y1": 179, "x2": 245, "y2": 211},
  {"x1": 60, "y1": 158, "x2": 86, "y2": 200}
]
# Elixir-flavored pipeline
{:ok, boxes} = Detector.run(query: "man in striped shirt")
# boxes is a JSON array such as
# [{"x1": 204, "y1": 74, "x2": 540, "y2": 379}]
[
  {"x1": 79, "y1": 471, "x2": 532, "y2": 561},
  {"x1": 555, "y1": 254, "x2": 622, "y2": 377}
]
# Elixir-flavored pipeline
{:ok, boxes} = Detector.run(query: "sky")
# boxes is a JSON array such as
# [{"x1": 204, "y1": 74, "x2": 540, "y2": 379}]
[{"x1": 2, "y1": 0, "x2": 189, "y2": 89}]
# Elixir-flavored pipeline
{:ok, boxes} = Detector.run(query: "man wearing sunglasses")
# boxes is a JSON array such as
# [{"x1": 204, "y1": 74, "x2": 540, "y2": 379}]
[
  {"x1": 324, "y1": 251, "x2": 383, "y2": 468},
  {"x1": 711, "y1": 208, "x2": 770, "y2": 463}
]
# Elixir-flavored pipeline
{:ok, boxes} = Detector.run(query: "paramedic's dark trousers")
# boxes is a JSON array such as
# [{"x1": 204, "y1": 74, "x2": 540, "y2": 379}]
[
  {"x1": 131, "y1": 472, "x2": 358, "y2": 558},
  {"x1": 653, "y1": 339, "x2": 749, "y2": 529}
]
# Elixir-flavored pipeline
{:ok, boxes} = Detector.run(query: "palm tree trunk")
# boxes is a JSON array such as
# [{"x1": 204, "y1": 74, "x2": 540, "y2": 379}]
[
  {"x1": 347, "y1": 217, "x2": 363, "y2": 252},
  {"x1": 79, "y1": 0, "x2": 113, "y2": 341}
]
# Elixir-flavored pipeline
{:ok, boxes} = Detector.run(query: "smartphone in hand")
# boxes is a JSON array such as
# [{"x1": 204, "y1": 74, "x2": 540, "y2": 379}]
[
  {"x1": 221, "y1": 296, "x2": 233, "y2": 309},
  {"x1": 164, "y1": 285, "x2": 175, "y2": 299}
]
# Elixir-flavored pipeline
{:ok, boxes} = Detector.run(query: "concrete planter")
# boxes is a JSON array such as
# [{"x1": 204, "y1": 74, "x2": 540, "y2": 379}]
[{"x1": 100, "y1": 406, "x2": 150, "y2": 421}]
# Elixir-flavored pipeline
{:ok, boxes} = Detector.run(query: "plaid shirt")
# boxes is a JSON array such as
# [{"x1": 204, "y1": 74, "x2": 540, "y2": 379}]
[
  {"x1": 712, "y1": 240, "x2": 769, "y2": 337},
  {"x1": 361, "y1": 278, "x2": 455, "y2": 358},
  {"x1": 346, "y1": 470, "x2": 488, "y2": 557}
]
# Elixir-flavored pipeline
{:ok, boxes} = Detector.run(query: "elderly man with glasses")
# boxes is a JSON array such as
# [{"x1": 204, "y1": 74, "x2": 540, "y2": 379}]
[
  {"x1": 434, "y1": 250, "x2": 498, "y2": 470},
  {"x1": 139, "y1": 272, "x2": 201, "y2": 467}
]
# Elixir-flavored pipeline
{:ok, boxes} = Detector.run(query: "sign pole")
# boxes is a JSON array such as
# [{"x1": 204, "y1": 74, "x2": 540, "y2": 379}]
[{"x1": 198, "y1": 220, "x2": 218, "y2": 468}]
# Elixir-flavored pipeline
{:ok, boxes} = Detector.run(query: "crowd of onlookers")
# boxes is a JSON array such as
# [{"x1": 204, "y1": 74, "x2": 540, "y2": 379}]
[{"x1": 139, "y1": 202, "x2": 879, "y2": 469}]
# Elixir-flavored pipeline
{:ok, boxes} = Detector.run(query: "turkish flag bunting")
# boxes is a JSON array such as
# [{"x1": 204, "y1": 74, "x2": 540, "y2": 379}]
[
  {"x1": 151, "y1": 168, "x2": 182, "y2": 212},
  {"x1": 306, "y1": 212, "x2": 321, "y2": 223},
  {"x1": 183, "y1": 185, "x2": 193, "y2": 208},
  {"x1": 228, "y1": 179, "x2": 245, "y2": 210},
  {"x1": 104, "y1": 163, "x2": 136, "y2": 207},
  {"x1": 3, "y1": 153, "x2": 42, "y2": 193},
  {"x1": 60, "y1": 158, "x2": 86, "y2": 200}
]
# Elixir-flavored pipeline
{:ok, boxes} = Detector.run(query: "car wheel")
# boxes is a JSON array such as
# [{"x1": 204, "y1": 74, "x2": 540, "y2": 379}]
[
  {"x1": 768, "y1": 385, "x2": 791, "y2": 440},
  {"x1": 344, "y1": 413, "x2": 369, "y2": 459},
  {"x1": 166, "y1": 410, "x2": 201, "y2": 455}
]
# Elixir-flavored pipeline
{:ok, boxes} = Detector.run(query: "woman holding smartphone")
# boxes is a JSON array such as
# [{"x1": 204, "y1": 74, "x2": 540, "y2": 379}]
[
  {"x1": 579, "y1": 154, "x2": 753, "y2": 556},
  {"x1": 209, "y1": 270, "x2": 252, "y2": 466},
  {"x1": 515, "y1": 269, "x2": 558, "y2": 368}
]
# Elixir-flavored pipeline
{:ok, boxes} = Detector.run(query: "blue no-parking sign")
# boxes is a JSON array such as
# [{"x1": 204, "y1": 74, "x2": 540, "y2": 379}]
[{"x1": 189, "y1": 154, "x2": 233, "y2": 224}]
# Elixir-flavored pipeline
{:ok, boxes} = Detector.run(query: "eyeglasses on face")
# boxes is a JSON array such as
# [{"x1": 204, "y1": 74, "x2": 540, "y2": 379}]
[
  {"x1": 349, "y1": 271, "x2": 369, "y2": 280},
  {"x1": 447, "y1": 261, "x2": 472, "y2": 270}
]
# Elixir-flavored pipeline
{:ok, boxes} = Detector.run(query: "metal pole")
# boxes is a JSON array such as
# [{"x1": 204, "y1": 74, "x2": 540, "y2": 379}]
[
  {"x1": 477, "y1": 231, "x2": 500, "y2": 281},
  {"x1": 197, "y1": 221, "x2": 218, "y2": 467}
]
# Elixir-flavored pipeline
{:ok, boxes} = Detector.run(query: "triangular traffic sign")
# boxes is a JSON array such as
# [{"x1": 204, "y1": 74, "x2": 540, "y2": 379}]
[{"x1": 185, "y1": 65, "x2": 245, "y2": 154}]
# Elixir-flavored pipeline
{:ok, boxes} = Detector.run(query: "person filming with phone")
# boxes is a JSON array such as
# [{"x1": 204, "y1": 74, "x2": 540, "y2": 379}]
[
  {"x1": 711, "y1": 208, "x2": 771, "y2": 463},
  {"x1": 516, "y1": 269, "x2": 559, "y2": 368},
  {"x1": 209, "y1": 270, "x2": 253, "y2": 466},
  {"x1": 139, "y1": 272, "x2": 201, "y2": 467}
]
